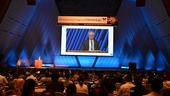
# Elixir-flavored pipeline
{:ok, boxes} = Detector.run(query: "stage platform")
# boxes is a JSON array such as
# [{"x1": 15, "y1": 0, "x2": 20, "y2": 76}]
[{"x1": 4, "y1": 66, "x2": 161, "y2": 72}]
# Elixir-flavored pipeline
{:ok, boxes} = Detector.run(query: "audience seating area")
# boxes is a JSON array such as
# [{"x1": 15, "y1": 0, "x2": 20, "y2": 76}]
[{"x1": 0, "y1": 68, "x2": 170, "y2": 96}]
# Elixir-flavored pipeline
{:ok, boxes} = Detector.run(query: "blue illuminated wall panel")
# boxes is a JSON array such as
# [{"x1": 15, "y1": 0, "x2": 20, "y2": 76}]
[{"x1": 78, "y1": 56, "x2": 96, "y2": 67}]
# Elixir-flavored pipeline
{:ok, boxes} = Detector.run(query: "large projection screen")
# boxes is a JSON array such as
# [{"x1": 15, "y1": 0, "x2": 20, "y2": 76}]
[{"x1": 61, "y1": 25, "x2": 114, "y2": 56}]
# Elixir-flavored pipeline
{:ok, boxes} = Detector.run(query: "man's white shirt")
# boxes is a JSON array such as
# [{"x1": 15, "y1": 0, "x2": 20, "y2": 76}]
[{"x1": 89, "y1": 39, "x2": 94, "y2": 51}]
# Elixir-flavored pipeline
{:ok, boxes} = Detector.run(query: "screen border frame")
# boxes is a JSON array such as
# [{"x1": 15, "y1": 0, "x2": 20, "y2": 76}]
[{"x1": 61, "y1": 25, "x2": 114, "y2": 56}]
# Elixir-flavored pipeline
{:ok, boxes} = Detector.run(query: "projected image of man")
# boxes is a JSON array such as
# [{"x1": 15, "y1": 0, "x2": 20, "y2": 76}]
[{"x1": 82, "y1": 31, "x2": 100, "y2": 51}]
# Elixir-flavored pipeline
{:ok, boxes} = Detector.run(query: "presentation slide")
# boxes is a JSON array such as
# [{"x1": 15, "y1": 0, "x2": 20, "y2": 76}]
[{"x1": 61, "y1": 25, "x2": 114, "y2": 56}]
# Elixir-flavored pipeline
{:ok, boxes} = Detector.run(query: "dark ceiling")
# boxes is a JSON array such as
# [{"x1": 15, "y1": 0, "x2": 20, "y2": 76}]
[{"x1": 55, "y1": 0, "x2": 123, "y2": 16}]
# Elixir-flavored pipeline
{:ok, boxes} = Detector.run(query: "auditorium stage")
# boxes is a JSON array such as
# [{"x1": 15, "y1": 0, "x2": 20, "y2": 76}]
[{"x1": 8, "y1": 66, "x2": 157, "y2": 72}]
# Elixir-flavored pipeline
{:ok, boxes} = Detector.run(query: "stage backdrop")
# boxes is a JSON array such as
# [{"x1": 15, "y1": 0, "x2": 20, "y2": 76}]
[{"x1": 0, "y1": 0, "x2": 170, "y2": 71}]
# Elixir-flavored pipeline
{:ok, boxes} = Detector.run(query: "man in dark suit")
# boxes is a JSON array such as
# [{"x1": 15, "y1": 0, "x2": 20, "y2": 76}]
[{"x1": 82, "y1": 31, "x2": 100, "y2": 51}]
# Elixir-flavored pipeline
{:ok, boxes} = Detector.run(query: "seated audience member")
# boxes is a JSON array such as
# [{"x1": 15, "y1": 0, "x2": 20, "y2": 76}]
[
  {"x1": 115, "y1": 72, "x2": 124, "y2": 83},
  {"x1": 58, "y1": 71, "x2": 66, "y2": 82},
  {"x1": 162, "y1": 75, "x2": 170, "y2": 89},
  {"x1": 40, "y1": 90, "x2": 55, "y2": 96},
  {"x1": 130, "y1": 75, "x2": 148, "y2": 96},
  {"x1": 66, "y1": 84, "x2": 76, "y2": 96},
  {"x1": 142, "y1": 74, "x2": 149, "y2": 85},
  {"x1": 91, "y1": 80, "x2": 108, "y2": 96},
  {"x1": 40, "y1": 72, "x2": 52, "y2": 85},
  {"x1": 160, "y1": 88, "x2": 170, "y2": 96},
  {"x1": 117, "y1": 74, "x2": 135, "y2": 96},
  {"x1": 13, "y1": 74, "x2": 25, "y2": 95},
  {"x1": 76, "y1": 76, "x2": 88, "y2": 94},
  {"x1": 64, "y1": 73, "x2": 73, "y2": 87},
  {"x1": 0, "y1": 73, "x2": 8, "y2": 86},
  {"x1": 21, "y1": 79, "x2": 36, "y2": 96},
  {"x1": 145, "y1": 77, "x2": 163, "y2": 96},
  {"x1": 72, "y1": 72, "x2": 80, "y2": 81},
  {"x1": 46, "y1": 73, "x2": 64, "y2": 93},
  {"x1": 104, "y1": 77, "x2": 116, "y2": 96},
  {"x1": 26, "y1": 71, "x2": 37, "y2": 82},
  {"x1": 160, "y1": 75, "x2": 170, "y2": 96}
]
